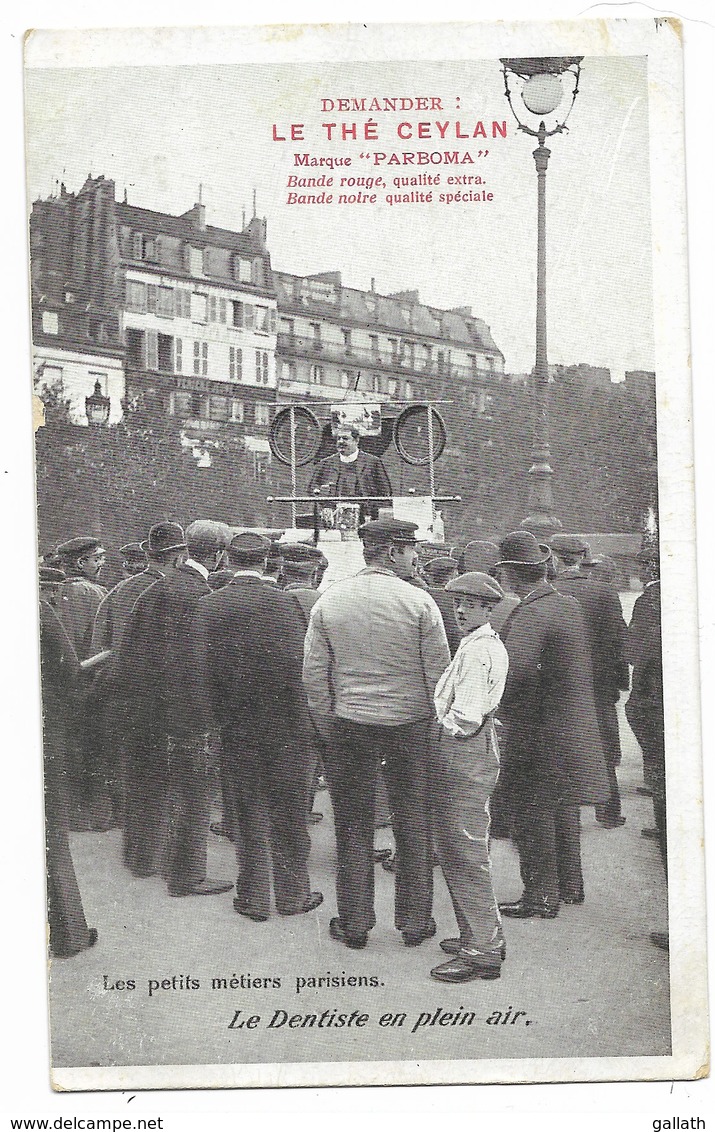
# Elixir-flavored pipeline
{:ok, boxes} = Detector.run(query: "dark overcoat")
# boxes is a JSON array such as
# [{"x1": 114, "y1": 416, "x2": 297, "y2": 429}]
[
  {"x1": 498, "y1": 582, "x2": 609, "y2": 805},
  {"x1": 120, "y1": 563, "x2": 212, "y2": 738},
  {"x1": 307, "y1": 449, "x2": 392, "y2": 499},
  {"x1": 91, "y1": 566, "x2": 165, "y2": 688},
  {"x1": 56, "y1": 575, "x2": 107, "y2": 660},
  {"x1": 427, "y1": 586, "x2": 462, "y2": 658},
  {"x1": 555, "y1": 574, "x2": 629, "y2": 700},
  {"x1": 39, "y1": 601, "x2": 93, "y2": 955},
  {"x1": 192, "y1": 574, "x2": 306, "y2": 727}
]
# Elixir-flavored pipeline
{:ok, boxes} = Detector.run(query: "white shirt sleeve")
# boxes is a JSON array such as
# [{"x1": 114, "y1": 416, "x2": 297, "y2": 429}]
[{"x1": 439, "y1": 649, "x2": 493, "y2": 738}]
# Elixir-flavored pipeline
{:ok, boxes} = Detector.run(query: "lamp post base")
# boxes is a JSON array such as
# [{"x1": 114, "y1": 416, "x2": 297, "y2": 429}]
[{"x1": 520, "y1": 513, "x2": 562, "y2": 541}]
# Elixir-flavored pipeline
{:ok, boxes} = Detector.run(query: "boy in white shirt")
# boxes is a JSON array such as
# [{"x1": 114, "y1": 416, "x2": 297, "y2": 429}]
[{"x1": 430, "y1": 571, "x2": 510, "y2": 982}]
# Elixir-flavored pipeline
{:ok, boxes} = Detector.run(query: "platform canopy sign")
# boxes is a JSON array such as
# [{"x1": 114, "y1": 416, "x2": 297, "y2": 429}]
[{"x1": 330, "y1": 402, "x2": 382, "y2": 436}]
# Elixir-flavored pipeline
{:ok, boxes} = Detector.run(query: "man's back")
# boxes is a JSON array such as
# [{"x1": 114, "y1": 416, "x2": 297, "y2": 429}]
[
  {"x1": 499, "y1": 582, "x2": 608, "y2": 803},
  {"x1": 57, "y1": 575, "x2": 107, "y2": 660},
  {"x1": 194, "y1": 575, "x2": 305, "y2": 724},
  {"x1": 555, "y1": 573, "x2": 628, "y2": 697},
  {"x1": 304, "y1": 567, "x2": 450, "y2": 725}
]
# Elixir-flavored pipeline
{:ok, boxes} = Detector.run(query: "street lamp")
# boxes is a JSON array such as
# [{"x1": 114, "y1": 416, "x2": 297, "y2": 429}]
[
  {"x1": 85, "y1": 379, "x2": 111, "y2": 426},
  {"x1": 500, "y1": 56, "x2": 583, "y2": 539}
]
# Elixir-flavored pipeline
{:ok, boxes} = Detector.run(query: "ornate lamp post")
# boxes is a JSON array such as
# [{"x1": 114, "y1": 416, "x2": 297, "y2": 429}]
[
  {"x1": 500, "y1": 56, "x2": 583, "y2": 539},
  {"x1": 85, "y1": 379, "x2": 111, "y2": 426}
]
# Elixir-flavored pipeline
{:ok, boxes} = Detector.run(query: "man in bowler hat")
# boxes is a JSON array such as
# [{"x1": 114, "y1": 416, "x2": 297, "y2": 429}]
[
  {"x1": 125, "y1": 520, "x2": 233, "y2": 897},
  {"x1": 494, "y1": 531, "x2": 609, "y2": 917},
  {"x1": 303, "y1": 517, "x2": 450, "y2": 950},
  {"x1": 553, "y1": 536, "x2": 630, "y2": 829},
  {"x1": 115, "y1": 522, "x2": 189, "y2": 877}
]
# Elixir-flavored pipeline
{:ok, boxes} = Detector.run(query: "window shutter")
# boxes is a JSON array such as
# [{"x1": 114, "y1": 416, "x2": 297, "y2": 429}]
[
  {"x1": 270, "y1": 309, "x2": 277, "y2": 334},
  {"x1": 175, "y1": 338, "x2": 183, "y2": 373},
  {"x1": 146, "y1": 285, "x2": 157, "y2": 314},
  {"x1": 245, "y1": 305, "x2": 255, "y2": 329},
  {"x1": 219, "y1": 298, "x2": 227, "y2": 323},
  {"x1": 133, "y1": 232, "x2": 143, "y2": 259},
  {"x1": 146, "y1": 329, "x2": 159, "y2": 370}
]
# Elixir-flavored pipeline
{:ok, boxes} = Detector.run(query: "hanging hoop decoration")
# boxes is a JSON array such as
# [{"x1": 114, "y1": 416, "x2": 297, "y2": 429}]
[
  {"x1": 269, "y1": 405, "x2": 323, "y2": 466},
  {"x1": 393, "y1": 404, "x2": 447, "y2": 466}
]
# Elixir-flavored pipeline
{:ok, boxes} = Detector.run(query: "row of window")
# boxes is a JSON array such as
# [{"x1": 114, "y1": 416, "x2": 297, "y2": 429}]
[
  {"x1": 170, "y1": 391, "x2": 271, "y2": 426},
  {"x1": 122, "y1": 231, "x2": 267, "y2": 288},
  {"x1": 126, "y1": 328, "x2": 271, "y2": 385},
  {"x1": 280, "y1": 319, "x2": 498, "y2": 373},
  {"x1": 280, "y1": 360, "x2": 421, "y2": 400},
  {"x1": 125, "y1": 281, "x2": 277, "y2": 334}
]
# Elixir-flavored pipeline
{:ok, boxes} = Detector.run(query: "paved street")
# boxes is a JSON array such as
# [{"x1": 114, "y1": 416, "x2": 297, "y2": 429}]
[{"x1": 49, "y1": 677, "x2": 670, "y2": 1073}]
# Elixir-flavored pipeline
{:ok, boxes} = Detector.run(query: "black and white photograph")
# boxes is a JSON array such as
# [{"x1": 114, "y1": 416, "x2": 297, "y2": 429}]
[{"x1": 14, "y1": 14, "x2": 708, "y2": 1095}]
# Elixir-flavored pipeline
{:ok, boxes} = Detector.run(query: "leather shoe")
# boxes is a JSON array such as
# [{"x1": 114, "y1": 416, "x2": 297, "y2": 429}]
[
  {"x1": 641, "y1": 827, "x2": 659, "y2": 840},
  {"x1": 279, "y1": 892, "x2": 324, "y2": 916},
  {"x1": 597, "y1": 815, "x2": 627, "y2": 829},
  {"x1": 169, "y1": 877, "x2": 234, "y2": 897},
  {"x1": 431, "y1": 956, "x2": 501, "y2": 983},
  {"x1": 373, "y1": 847, "x2": 392, "y2": 863},
  {"x1": 440, "y1": 937, "x2": 507, "y2": 960},
  {"x1": 650, "y1": 930, "x2": 669, "y2": 952},
  {"x1": 308, "y1": 812, "x2": 323, "y2": 824},
  {"x1": 329, "y1": 916, "x2": 368, "y2": 949},
  {"x1": 636, "y1": 786, "x2": 653, "y2": 797},
  {"x1": 499, "y1": 896, "x2": 559, "y2": 919},
  {"x1": 402, "y1": 918, "x2": 437, "y2": 947},
  {"x1": 560, "y1": 888, "x2": 585, "y2": 905},
  {"x1": 52, "y1": 927, "x2": 99, "y2": 959},
  {"x1": 381, "y1": 855, "x2": 396, "y2": 873},
  {"x1": 233, "y1": 898, "x2": 269, "y2": 922}
]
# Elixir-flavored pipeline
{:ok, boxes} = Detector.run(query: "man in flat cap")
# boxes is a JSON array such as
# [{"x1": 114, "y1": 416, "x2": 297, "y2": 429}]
[
  {"x1": 280, "y1": 541, "x2": 327, "y2": 824},
  {"x1": 422, "y1": 556, "x2": 461, "y2": 658},
  {"x1": 308, "y1": 423, "x2": 392, "y2": 523},
  {"x1": 194, "y1": 531, "x2": 322, "y2": 921},
  {"x1": 429, "y1": 571, "x2": 510, "y2": 983},
  {"x1": 55, "y1": 537, "x2": 108, "y2": 660},
  {"x1": 554, "y1": 547, "x2": 630, "y2": 830},
  {"x1": 549, "y1": 533, "x2": 591, "y2": 579},
  {"x1": 493, "y1": 531, "x2": 609, "y2": 917},
  {"x1": 303, "y1": 517, "x2": 450, "y2": 950},
  {"x1": 124, "y1": 519, "x2": 232, "y2": 897},
  {"x1": 281, "y1": 542, "x2": 323, "y2": 605},
  {"x1": 53, "y1": 536, "x2": 108, "y2": 829},
  {"x1": 119, "y1": 543, "x2": 147, "y2": 579}
]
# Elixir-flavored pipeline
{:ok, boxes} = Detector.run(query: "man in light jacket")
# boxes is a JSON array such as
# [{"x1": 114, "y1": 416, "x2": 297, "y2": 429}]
[{"x1": 303, "y1": 517, "x2": 450, "y2": 951}]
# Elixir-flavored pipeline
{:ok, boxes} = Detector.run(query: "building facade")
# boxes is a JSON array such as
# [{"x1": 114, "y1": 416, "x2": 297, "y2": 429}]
[
  {"x1": 30, "y1": 177, "x2": 506, "y2": 480},
  {"x1": 274, "y1": 271, "x2": 505, "y2": 418}
]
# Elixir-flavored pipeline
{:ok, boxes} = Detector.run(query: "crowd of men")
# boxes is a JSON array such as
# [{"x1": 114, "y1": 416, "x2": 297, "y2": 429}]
[{"x1": 38, "y1": 514, "x2": 666, "y2": 980}]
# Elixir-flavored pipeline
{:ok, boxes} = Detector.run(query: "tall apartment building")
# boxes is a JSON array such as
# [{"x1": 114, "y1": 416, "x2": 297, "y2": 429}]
[
  {"x1": 30, "y1": 177, "x2": 506, "y2": 480},
  {"x1": 274, "y1": 272, "x2": 505, "y2": 417},
  {"x1": 31, "y1": 176, "x2": 279, "y2": 479},
  {"x1": 30, "y1": 177, "x2": 126, "y2": 425}
]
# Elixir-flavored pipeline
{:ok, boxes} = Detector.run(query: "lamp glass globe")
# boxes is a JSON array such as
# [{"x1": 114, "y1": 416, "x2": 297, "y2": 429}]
[{"x1": 521, "y1": 73, "x2": 563, "y2": 116}]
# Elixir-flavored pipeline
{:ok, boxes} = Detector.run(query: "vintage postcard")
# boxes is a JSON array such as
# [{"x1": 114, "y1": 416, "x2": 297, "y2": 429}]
[{"x1": 23, "y1": 18, "x2": 707, "y2": 1090}]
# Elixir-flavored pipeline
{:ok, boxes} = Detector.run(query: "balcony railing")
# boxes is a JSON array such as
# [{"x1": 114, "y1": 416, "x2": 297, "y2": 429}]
[{"x1": 276, "y1": 333, "x2": 498, "y2": 382}]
